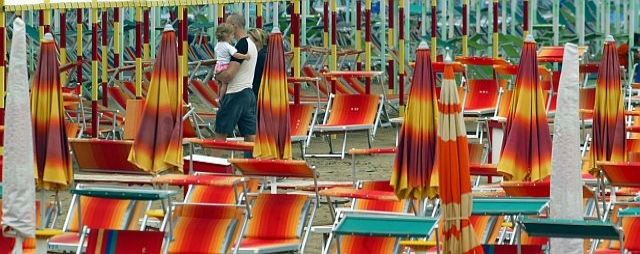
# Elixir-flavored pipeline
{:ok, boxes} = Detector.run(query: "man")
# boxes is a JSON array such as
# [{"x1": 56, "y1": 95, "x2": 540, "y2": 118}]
[{"x1": 215, "y1": 13, "x2": 258, "y2": 143}]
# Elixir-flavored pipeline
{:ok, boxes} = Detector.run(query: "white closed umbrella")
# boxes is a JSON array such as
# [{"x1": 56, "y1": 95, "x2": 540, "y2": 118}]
[
  {"x1": 1, "y1": 17, "x2": 36, "y2": 253},
  {"x1": 549, "y1": 43, "x2": 584, "y2": 253}
]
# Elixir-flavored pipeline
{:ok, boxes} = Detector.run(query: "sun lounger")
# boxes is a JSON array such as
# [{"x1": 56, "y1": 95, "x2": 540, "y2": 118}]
[
  {"x1": 323, "y1": 210, "x2": 439, "y2": 254},
  {"x1": 229, "y1": 159, "x2": 319, "y2": 252},
  {"x1": 518, "y1": 217, "x2": 623, "y2": 254},
  {"x1": 48, "y1": 185, "x2": 161, "y2": 252},
  {"x1": 167, "y1": 203, "x2": 248, "y2": 254},
  {"x1": 69, "y1": 138, "x2": 154, "y2": 185},
  {"x1": 306, "y1": 93, "x2": 384, "y2": 159}
]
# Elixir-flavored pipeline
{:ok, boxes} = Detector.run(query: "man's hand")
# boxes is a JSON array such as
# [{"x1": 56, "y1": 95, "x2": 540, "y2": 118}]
[{"x1": 217, "y1": 61, "x2": 241, "y2": 83}]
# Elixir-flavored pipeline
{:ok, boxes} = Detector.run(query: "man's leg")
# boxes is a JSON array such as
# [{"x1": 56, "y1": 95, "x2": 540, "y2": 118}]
[
  {"x1": 214, "y1": 93, "x2": 243, "y2": 157},
  {"x1": 237, "y1": 89, "x2": 257, "y2": 158}
]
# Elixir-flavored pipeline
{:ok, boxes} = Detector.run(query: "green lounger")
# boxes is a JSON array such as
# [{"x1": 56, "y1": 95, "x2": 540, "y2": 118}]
[
  {"x1": 518, "y1": 217, "x2": 623, "y2": 254},
  {"x1": 323, "y1": 211, "x2": 439, "y2": 254},
  {"x1": 472, "y1": 198, "x2": 550, "y2": 216}
]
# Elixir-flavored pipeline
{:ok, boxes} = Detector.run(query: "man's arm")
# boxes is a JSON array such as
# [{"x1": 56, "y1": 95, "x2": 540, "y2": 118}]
[{"x1": 217, "y1": 61, "x2": 241, "y2": 83}]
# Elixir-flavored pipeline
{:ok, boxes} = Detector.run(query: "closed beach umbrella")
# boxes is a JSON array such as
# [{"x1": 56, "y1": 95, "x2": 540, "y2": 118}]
[
  {"x1": 253, "y1": 28, "x2": 292, "y2": 159},
  {"x1": 2, "y1": 17, "x2": 36, "y2": 246},
  {"x1": 128, "y1": 25, "x2": 183, "y2": 173},
  {"x1": 437, "y1": 52, "x2": 482, "y2": 253},
  {"x1": 497, "y1": 35, "x2": 552, "y2": 181},
  {"x1": 589, "y1": 35, "x2": 626, "y2": 174},
  {"x1": 390, "y1": 41, "x2": 438, "y2": 199},
  {"x1": 32, "y1": 33, "x2": 72, "y2": 190}
]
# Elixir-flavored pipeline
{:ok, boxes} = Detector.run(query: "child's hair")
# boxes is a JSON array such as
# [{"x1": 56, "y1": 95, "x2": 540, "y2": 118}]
[{"x1": 216, "y1": 23, "x2": 234, "y2": 41}]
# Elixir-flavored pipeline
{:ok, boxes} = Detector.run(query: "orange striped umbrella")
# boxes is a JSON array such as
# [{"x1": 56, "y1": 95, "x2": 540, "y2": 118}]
[
  {"x1": 253, "y1": 28, "x2": 292, "y2": 159},
  {"x1": 589, "y1": 35, "x2": 626, "y2": 174},
  {"x1": 497, "y1": 35, "x2": 552, "y2": 181},
  {"x1": 390, "y1": 42, "x2": 438, "y2": 199},
  {"x1": 437, "y1": 52, "x2": 482, "y2": 253},
  {"x1": 31, "y1": 33, "x2": 72, "y2": 190},
  {"x1": 128, "y1": 25, "x2": 183, "y2": 173}
]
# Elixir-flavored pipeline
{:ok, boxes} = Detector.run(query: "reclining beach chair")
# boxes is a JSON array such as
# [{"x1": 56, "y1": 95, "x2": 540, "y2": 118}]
[
  {"x1": 230, "y1": 159, "x2": 320, "y2": 253},
  {"x1": 290, "y1": 103, "x2": 318, "y2": 158},
  {"x1": 323, "y1": 210, "x2": 439, "y2": 254},
  {"x1": 48, "y1": 185, "x2": 150, "y2": 252},
  {"x1": 306, "y1": 93, "x2": 384, "y2": 159},
  {"x1": 592, "y1": 207, "x2": 640, "y2": 253},
  {"x1": 236, "y1": 193, "x2": 313, "y2": 254},
  {"x1": 317, "y1": 180, "x2": 410, "y2": 254},
  {"x1": 167, "y1": 203, "x2": 249, "y2": 254}
]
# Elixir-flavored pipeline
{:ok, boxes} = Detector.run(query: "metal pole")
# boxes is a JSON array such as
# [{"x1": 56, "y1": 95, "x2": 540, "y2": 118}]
[
  {"x1": 76, "y1": 9, "x2": 83, "y2": 93},
  {"x1": 421, "y1": 0, "x2": 426, "y2": 37},
  {"x1": 440, "y1": 0, "x2": 447, "y2": 40},
  {"x1": 492, "y1": 0, "x2": 498, "y2": 57},
  {"x1": 432, "y1": 0, "x2": 437, "y2": 61},
  {"x1": 91, "y1": 7, "x2": 99, "y2": 138},
  {"x1": 577, "y1": 0, "x2": 584, "y2": 45},
  {"x1": 101, "y1": 9, "x2": 108, "y2": 107},
  {"x1": 114, "y1": 8, "x2": 121, "y2": 80},
  {"x1": 365, "y1": 0, "x2": 372, "y2": 93},
  {"x1": 135, "y1": 6, "x2": 142, "y2": 98},
  {"x1": 553, "y1": 0, "x2": 559, "y2": 46},
  {"x1": 293, "y1": 0, "x2": 300, "y2": 78},
  {"x1": 388, "y1": 0, "x2": 395, "y2": 93},
  {"x1": 462, "y1": 0, "x2": 468, "y2": 56},
  {"x1": 510, "y1": 0, "x2": 516, "y2": 35},
  {"x1": 60, "y1": 10, "x2": 67, "y2": 86},
  {"x1": 501, "y1": 0, "x2": 506, "y2": 34},
  {"x1": 448, "y1": 0, "x2": 454, "y2": 39}
]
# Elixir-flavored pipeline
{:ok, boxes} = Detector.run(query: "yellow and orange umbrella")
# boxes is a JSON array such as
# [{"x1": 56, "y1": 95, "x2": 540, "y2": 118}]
[
  {"x1": 31, "y1": 33, "x2": 72, "y2": 191},
  {"x1": 437, "y1": 52, "x2": 482, "y2": 254},
  {"x1": 497, "y1": 35, "x2": 552, "y2": 182},
  {"x1": 390, "y1": 41, "x2": 438, "y2": 200},
  {"x1": 253, "y1": 28, "x2": 292, "y2": 160},
  {"x1": 589, "y1": 35, "x2": 626, "y2": 174},
  {"x1": 128, "y1": 25, "x2": 183, "y2": 173}
]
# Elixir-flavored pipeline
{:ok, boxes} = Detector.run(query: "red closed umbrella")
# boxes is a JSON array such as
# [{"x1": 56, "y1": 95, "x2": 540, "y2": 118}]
[
  {"x1": 390, "y1": 41, "x2": 438, "y2": 199},
  {"x1": 497, "y1": 35, "x2": 552, "y2": 181}
]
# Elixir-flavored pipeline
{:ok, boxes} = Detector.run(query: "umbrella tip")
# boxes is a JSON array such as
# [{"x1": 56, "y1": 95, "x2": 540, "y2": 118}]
[
  {"x1": 164, "y1": 23, "x2": 174, "y2": 32},
  {"x1": 43, "y1": 33, "x2": 54, "y2": 42},
  {"x1": 418, "y1": 41, "x2": 429, "y2": 50},
  {"x1": 605, "y1": 34, "x2": 615, "y2": 42},
  {"x1": 271, "y1": 27, "x2": 281, "y2": 34},
  {"x1": 525, "y1": 34, "x2": 535, "y2": 43},
  {"x1": 444, "y1": 47, "x2": 452, "y2": 64}
]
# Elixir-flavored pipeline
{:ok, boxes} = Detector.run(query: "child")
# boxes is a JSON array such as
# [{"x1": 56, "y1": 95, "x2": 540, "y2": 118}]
[{"x1": 214, "y1": 23, "x2": 250, "y2": 101}]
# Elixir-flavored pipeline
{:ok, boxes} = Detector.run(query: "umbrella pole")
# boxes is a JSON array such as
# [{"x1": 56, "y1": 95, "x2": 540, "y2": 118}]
[
  {"x1": 431, "y1": 0, "x2": 436, "y2": 61},
  {"x1": 101, "y1": 10, "x2": 108, "y2": 107},
  {"x1": 60, "y1": 10, "x2": 67, "y2": 86},
  {"x1": 365, "y1": 0, "x2": 371, "y2": 90},
  {"x1": 91, "y1": 8, "x2": 99, "y2": 138},
  {"x1": 257, "y1": 3, "x2": 263, "y2": 29},
  {"x1": 462, "y1": 0, "x2": 468, "y2": 56},
  {"x1": 40, "y1": 191, "x2": 46, "y2": 229},
  {"x1": 387, "y1": 0, "x2": 394, "y2": 94}
]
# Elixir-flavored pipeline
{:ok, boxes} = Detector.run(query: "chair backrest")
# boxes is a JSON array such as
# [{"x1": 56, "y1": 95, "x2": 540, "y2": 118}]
[
  {"x1": 495, "y1": 88, "x2": 513, "y2": 118},
  {"x1": 325, "y1": 94, "x2": 380, "y2": 126},
  {"x1": 69, "y1": 139, "x2": 143, "y2": 174},
  {"x1": 353, "y1": 181, "x2": 406, "y2": 212},
  {"x1": 579, "y1": 87, "x2": 596, "y2": 120},
  {"x1": 290, "y1": 104, "x2": 315, "y2": 138},
  {"x1": 189, "y1": 79, "x2": 219, "y2": 108},
  {"x1": 123, "y1": 99, "x2": 145, "y2": 140},
  {"x1": 66, "y1": 196, "x2": 143, "y2": 232},
  {"x1": 107, "y1": 86, "x2": 131, "y2": 112},
  {"x1": 245, "y1": 194, "x2": 310, "y2": 239},
  {"x1": 85, "y1": 229, "x2": 164, "y2": 254},
  {"x1": 464, "y1": 79, "x2": 503, "y2": 112},
  {"x1": 169, "y1": 204, "x2": 245, "y2": 254}
]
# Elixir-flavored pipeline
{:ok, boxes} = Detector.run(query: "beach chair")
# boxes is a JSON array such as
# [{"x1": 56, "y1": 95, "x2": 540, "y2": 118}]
[
  {"x1": 306, "y1": 93, "x2": 384, "y2": 159},
  {"x1": 166, "y1": 203, "x2": 248, "y2": 254},
  {"x1": 48, "y1": 186, "x2": 151, "y2": 252},
  {"x1": 323, "y1": 210, "x2": 439, "y2": 254},
  {"x1": 290, "y1": 103, "x2": 318, "y2": 158},
  {"x1": 592, "y1": 207, "x2": 640, "y2": 253},
  {"x1": 518, "y1": 218, "x2": 623, "y2": 254},
  {"x1": 69, "y1": 138, "x2": 154, "y2": 185},
  {"x1": 230, "y1": 159, "x2": 320, "y2": 252},
  {"x1": 318, "y1": 180, "x2": 410, "y2": 254},
  {"x1": 235, "y1": 194, "x2": 312, "y2": 254},
  {"x1": 81, "y1": 228, "x2": 165, "y2": 254}
]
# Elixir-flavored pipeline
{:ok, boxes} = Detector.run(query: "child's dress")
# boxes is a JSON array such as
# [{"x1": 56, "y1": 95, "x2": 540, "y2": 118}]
[{"x1": 215, "y1": 41, "x2": 237, "y2": 73}]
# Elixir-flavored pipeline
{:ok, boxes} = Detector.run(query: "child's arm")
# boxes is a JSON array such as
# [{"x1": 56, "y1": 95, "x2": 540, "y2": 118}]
[{"x1": 232, "y1": 52, "x2": 250, "y2": 60}]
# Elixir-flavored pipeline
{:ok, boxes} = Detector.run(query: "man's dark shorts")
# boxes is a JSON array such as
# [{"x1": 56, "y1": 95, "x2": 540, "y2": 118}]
[{"x1": 215, "y1": 88, "x2": 256, "y2": 136}]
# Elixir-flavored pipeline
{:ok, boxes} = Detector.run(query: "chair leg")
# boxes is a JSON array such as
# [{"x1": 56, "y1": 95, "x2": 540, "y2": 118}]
[
  {"x1": 328, "y1": 134, "x2": 335, "y2": 154},
  {"x1": 341, "y1": 132, "x2": 348, "y2": 159}
]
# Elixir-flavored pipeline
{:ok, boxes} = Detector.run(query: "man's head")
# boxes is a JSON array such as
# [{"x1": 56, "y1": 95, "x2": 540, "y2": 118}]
[{"x1": 226, "y1": 13, "x2": 246, "y2": 39}]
